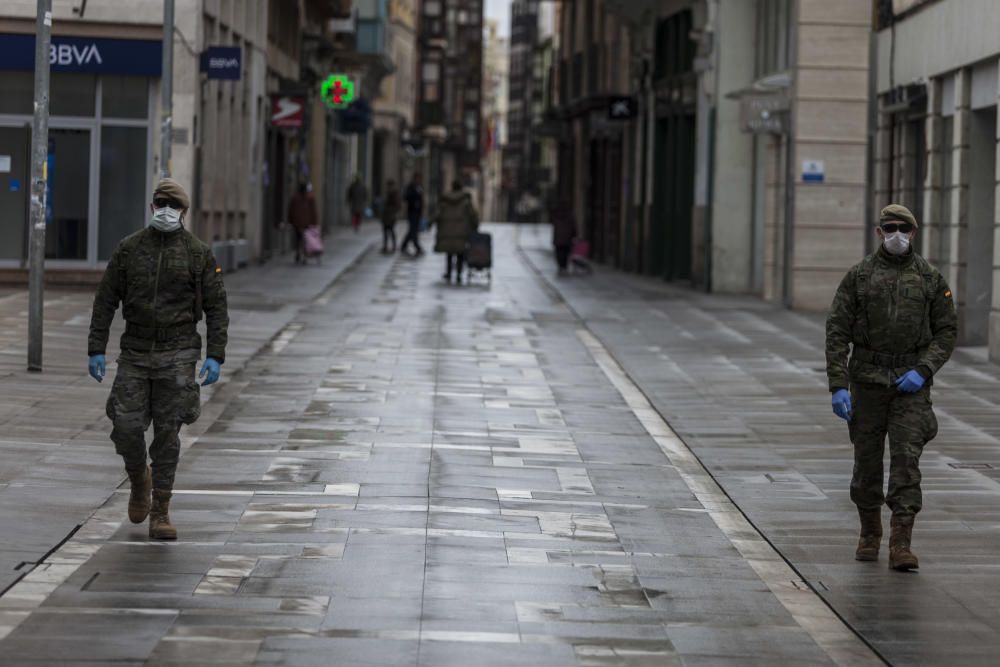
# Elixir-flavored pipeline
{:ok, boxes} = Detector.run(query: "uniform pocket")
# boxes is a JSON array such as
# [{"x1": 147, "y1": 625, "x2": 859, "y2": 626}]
[
  {"x1": 178, "y1": 379, "x2": 201, "y2": 425},
  {"x1": 922, "y1": 390, "x2": 938, "y2": 441},
  {"x1": 106, "y1": 367, "x2": 152, "y2": 429}
]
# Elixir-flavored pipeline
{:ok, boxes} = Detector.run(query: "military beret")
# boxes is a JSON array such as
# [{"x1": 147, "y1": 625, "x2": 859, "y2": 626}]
[
  {"x1": 879, "y1": 204, "x2": 917, "y2": 228},
  {"x1": 153, "y1": 178, "x2": 190, "y2": 210}
]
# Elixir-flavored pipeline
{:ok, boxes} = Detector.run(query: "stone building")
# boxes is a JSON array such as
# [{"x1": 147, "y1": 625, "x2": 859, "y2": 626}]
[
  {"x1": 548, "y1": 0, "x2": 870, "y2": 309},
  {"x1": 0, "y1": 0, "x2": 351, "y2": 278},
  {"x1": 416, "y1": 0, "x2": 484, "y2": 207},
  {"x1": 482, "y1": 19, "x2": 509, "y2": 223},
  {"x1": 872, "y1": 0, "x2": 1000, "y2": 358}
]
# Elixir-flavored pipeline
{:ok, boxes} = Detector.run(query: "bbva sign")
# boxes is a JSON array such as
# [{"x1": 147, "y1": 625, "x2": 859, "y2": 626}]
[{"x1": 50, "y1": 42, "x2": 102, "y2": 66}]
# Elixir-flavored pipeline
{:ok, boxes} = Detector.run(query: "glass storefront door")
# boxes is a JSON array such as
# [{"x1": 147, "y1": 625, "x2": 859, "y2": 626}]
[
  {"x1": 0, "y1": 125, "x2": 29, "y2": 261},
  {"x1": 0, "y1": 69, "x2": 151, "y2": 268},
  {"x1": 46, "y1": 128, "x2": 92, "y2": 260}
]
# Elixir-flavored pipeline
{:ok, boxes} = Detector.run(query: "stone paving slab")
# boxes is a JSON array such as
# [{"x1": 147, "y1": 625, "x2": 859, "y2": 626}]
[
  {"x1": 0, "y1": 225, "x2": 878, "y2": 665},
  {"x1": 520, "y1": 223, "x2": 1000, "y2": 666},
  {"x1": 0, "y1": 227, "x2": 377, "y2": 594}
]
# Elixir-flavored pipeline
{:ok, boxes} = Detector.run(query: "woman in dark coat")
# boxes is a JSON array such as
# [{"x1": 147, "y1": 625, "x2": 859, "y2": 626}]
[
  {"x1": 434, "y1": 180, "x2": 479, "y2": 284},
  {"x1": 381, "y1": 179, "x2": 402, "y2": 253},
  {"x1": 287, "y1": 183, "x2": 318, "y2": 264},
  {"x1": 550, "y1": 199, "x2": 575, "y2": 274}
]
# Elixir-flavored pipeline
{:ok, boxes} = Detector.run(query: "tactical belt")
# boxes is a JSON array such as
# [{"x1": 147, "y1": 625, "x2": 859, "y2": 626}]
[
  {"x1": 851, "y1": 347, "x2": 920, "y2": 368},
  {"x1": 125, "y1": 322, "x2": 197, "y2": 341}
]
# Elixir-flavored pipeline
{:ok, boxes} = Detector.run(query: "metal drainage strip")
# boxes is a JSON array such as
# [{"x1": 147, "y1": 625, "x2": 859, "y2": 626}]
[{"x1": 577, "y1": 329, "x2": 884, "y2": 667}]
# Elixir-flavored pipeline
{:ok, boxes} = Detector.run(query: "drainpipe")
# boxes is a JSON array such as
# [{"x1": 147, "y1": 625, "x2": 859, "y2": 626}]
[
  {"x1": 864, "y1": 0, "x2": 879, "y2": 257},
  {"x1": 781, "y1": 0, "x2": 799, "y2": 309}
]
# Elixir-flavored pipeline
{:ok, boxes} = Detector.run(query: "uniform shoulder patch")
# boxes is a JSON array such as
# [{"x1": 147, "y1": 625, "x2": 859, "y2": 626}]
[
  {"x1": 944, "y1": 289, "x2": 952, "y2": 298},
  {"x1": 215, "y1": 266, "x2": 223, "y2": 274}
]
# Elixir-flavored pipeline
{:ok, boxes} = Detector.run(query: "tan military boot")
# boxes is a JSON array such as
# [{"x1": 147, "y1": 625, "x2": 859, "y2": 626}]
[
  {"x1": 889, "y1": 517, "x2": 918, "y2": 571},
  {"x1": 149, "y1": 489, "x2": 178, "y2": 540},
  {"x1": 127, "y1": 466, "x2": 152, "y2": 524},
  {"x1": 855, "y1": 508, "x2": 882, "y2": 561}
]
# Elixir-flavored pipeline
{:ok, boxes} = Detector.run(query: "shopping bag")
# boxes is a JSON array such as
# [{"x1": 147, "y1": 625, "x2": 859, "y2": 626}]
[{"x1": 303, "y1": 226, "x2": 324, "y2": 256}]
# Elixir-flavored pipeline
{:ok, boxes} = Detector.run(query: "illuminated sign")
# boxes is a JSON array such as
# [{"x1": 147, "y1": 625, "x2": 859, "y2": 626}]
[{"x1": 321, "y1": 74, "x2": 356, "y2": 109}]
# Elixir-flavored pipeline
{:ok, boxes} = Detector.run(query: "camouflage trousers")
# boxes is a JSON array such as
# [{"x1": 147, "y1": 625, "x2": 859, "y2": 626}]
[
  {"x1": 849, "y1": 382, "x2": 939, "y2": 523},
  {"x1": 106, "y1": 352, "x2": 201, "y2": 491}
]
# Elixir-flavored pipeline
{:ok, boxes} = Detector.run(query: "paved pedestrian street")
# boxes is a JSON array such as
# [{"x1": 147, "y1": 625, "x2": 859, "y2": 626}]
[{"x1": 0, "y1": 224, "x2": 993, "y2": 665}]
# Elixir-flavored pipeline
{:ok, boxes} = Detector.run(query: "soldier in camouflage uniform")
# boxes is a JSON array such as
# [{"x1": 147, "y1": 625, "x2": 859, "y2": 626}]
[
  {"x1": 87, "y1": 178, "x2": 228, "y2": 540},
  {"x1": 826, "y1": 204, "x2": 956, "y2": 571}
]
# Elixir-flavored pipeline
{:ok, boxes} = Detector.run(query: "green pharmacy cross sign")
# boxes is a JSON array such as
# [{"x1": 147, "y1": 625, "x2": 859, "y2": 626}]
[{"x1": 322, "y1": 74, "x2": 355, "y2": 109}]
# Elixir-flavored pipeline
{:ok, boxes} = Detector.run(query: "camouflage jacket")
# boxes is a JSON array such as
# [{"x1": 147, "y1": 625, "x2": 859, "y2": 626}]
[
  {"x1": 825, "y1": 248, "x2": 956, "y2": 391},
  {"x1": 88, "y1": 227, "x2": 229, "y2": 363}
]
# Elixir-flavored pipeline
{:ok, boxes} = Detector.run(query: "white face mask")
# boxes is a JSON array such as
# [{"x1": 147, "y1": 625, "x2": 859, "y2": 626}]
[
  {"x1": 150, "y1": 206, "x2": 183, "y2": 232},
  {"x1": 882, "y1": 231, "x2": 911, "y2": 256}
]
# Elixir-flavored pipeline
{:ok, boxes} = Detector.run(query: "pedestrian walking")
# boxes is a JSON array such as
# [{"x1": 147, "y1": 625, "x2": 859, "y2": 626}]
[
  {"x1": 381, "y1": 179, "x2": 402, "y2": 254},
  {"x1": 287, "y1": 182, "x2": 318, "y2": 264},
  {"x1": 826, "y1": 204, "x2": 956, "y2": 571},
  {"x1": 400, "y1": 172, "x2": 425, "y2": 256},
  {"x1": 433, "y1": 179, "x2": 480, "y2": 284},
  {"x1": 87, "y1": 178, "x2": 229, "y2": 541},
  {"x1": 550, "y1": 199, "x2": 575, "y2": 275},
  {"x1": 347, "y1": 173, "x2": 368, "y2": 233}
]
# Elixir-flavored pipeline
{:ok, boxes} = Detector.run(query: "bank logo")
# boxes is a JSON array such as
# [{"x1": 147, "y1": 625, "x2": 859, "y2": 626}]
[
  {"x1": 209, "y1": 57, "x2": 239, "y2": 69},
  {"x1": 49, "y1": 43, "x2": 102, "y2": 66}
]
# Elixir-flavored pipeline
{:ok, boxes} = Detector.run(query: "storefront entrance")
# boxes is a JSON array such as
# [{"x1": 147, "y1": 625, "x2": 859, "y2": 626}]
[{"x1": 0, "y1": 33, "x2": 160, "y2": 268}]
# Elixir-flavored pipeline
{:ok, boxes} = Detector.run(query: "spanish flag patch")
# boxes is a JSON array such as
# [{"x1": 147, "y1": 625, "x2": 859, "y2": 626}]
[
  {"x1": 215, "y1": 266, "x2": 222, "y2": 274},
  {"x1": 944, "y1": 289, "x2": 952, "y2": 298}
]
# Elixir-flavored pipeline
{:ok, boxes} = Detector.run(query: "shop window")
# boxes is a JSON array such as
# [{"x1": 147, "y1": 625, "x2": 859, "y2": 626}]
[
  {"x1": 0, "y1": 71, "x2": 33, "y2": 115},
  {"x1": 102, "y1": 76, "x2": 149, "y2": 119},
  {"x1": 99, "y1": 126, "x2": 148, "y2": 260},
  {"x1": 50, "y1": 72, "x2": 96, "y2": 117}
]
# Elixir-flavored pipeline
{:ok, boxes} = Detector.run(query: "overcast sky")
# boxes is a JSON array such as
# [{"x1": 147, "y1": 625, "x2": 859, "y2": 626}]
[{"x1": 485, "y1": 0, "x2": 511, "y2": 36}]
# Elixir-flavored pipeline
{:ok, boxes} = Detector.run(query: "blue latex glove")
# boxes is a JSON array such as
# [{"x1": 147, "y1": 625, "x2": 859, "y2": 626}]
[
  {"x1": 832, "y1": 389, "x2": 852, "y2": 421},
  {"x1": 199, "y1": 358, "x2": 221, "y2": 386},
  {"x1": 88, "y1": 354, "x2": 106, "y2": 383},
  {"x1": 895, "y1": 369, "x2": 925, "y2": 393}
]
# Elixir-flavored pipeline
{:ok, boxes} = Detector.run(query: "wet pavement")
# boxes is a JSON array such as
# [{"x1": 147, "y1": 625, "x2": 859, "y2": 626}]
[
  {"x1": 0, "y1": 227, "x2": 376, "y2": 596},
  {"x1": 519, "y1": 224, "x2": 1000, "y2": 666},
  {"x1": 0, "y1": 225, "x2": 881, "y2": 665}
]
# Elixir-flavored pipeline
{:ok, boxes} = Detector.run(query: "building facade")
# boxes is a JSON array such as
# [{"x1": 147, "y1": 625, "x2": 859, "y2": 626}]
[
  {"x1": 482, "y1": 18, "x2": 509, "y2": 223},
  {"x1": 548, "y1": 0, "x2": 870, "y2": 309},
  {"x1": 503, "y1": 0, "x2": 538, "y2": 221},
  {"x1": 416, "y1": 0, "x2": 484, "y2": 208},
  {"x1": 371, "y1": 0, "x2": 418, "y2": 203},
  {"x1": 874, "y1": 0, "x2": 1000, "y2": 359},
  {"x1": 0, "y1": 0, "x2": 351, "y2": 279}
]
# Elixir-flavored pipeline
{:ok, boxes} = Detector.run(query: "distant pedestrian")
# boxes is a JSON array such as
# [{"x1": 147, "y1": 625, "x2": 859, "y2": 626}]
[
  {"x1": 550, "y1": 199, "x2": 575, "y2": 275},
  {"x1": 401, "y1": 172, "x2": 425, "y2": 256},
  {"x1": 434, "y1": 179, "x2": 480, "y2": 284},
  {"x1": 87, "y1": 178, "x2": 229, "y2": 541},
  {"x1": 826, "y1": 204, "x2": 957, "y2": 571},
  {"x1": 347, "y1": 173, "x2": 368, "y2": 233},
  {"x1": 287, "y1": 182, "x2": 318, "y2": 264},
  {"x1": 382, "y1": 179, "x2": 401, "y2": 254}
]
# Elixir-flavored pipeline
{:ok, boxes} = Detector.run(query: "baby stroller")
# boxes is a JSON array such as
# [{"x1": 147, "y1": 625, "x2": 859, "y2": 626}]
[{"x1": 465, "y1": 232, "x2": 492, "y2": 283}]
